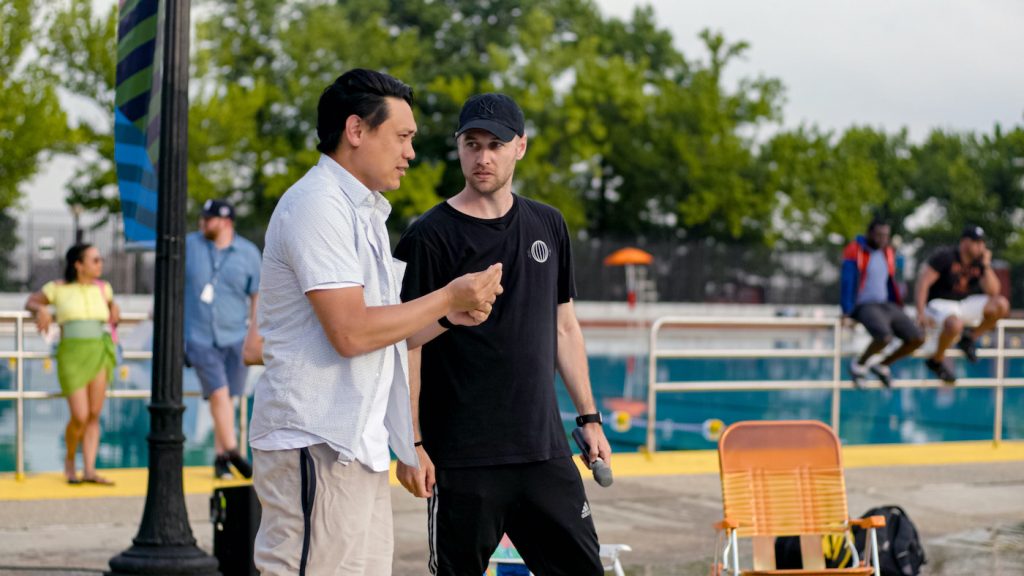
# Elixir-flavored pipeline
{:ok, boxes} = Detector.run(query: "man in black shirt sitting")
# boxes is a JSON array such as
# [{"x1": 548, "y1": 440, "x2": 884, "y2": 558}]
[
  {"x1": 915, "y1": 225, "x2": 1010, "y2": 384},
  {"x1": 394, "y1": 93, "x2": 609, "y2": 575}
]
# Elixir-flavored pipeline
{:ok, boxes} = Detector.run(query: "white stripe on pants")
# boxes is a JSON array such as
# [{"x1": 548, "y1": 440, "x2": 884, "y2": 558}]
[
  {"x1": 427, "y1": 487, "x2": 439, "y2": 574},
  {"x1": 253, "y1": 443, "x2": 393, "y2": 576}
]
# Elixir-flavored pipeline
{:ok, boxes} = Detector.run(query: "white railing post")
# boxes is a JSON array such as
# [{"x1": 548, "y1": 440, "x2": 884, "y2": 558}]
[
  {"x1": 831, "y1": 318, "x2": 842, "y2": 435},
  {"x1": 994, "y1": 321, "x2": 1005, "y2": 446},
  {"x1": 646, "y1": 318, "x2": 661, "y2": 453},
  {"x1": 15, "y1": 314, "x2": 25, "y2": 481}
]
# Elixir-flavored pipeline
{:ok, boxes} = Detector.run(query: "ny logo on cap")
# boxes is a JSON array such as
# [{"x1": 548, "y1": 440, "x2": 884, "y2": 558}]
[{"x1": 480, "y1": 99, "x2": 495, "y2": 116}]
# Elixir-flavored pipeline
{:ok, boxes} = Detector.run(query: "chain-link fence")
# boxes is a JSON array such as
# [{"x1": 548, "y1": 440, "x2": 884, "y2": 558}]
[{"x1": 8, "y1": 210, "x2": 1019, "y2": 308}]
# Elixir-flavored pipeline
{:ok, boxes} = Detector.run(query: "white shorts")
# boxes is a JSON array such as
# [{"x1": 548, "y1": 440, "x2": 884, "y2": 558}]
[{"x1": 926, "y1": 294, "x2": 990, "y2": 328}]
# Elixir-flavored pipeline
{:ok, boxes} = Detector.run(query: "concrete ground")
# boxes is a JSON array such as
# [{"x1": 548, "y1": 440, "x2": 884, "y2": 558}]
[{"x1": 1, "y1": 459, "x2": 1022, "y2": 575}]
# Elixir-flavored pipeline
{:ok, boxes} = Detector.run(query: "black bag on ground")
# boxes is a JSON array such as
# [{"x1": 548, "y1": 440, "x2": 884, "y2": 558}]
[
  {"x1": 774, "y1": 505, "x2": 925, "y2": 575},
  {"x1": 853, "y1": 505, "x2": 926, "y2": 576},
  {"x1": 211, "y1": 484, "x2": 261, "y2": 576},
  {"x1": 774, "y1": 534, "x2": 852, "y2": 569}
]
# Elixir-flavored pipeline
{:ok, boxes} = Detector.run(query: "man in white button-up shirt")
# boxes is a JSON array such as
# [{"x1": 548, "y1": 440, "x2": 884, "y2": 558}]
[{"x1": 250, "y1": 69, "x2": 504, "y2": 576}]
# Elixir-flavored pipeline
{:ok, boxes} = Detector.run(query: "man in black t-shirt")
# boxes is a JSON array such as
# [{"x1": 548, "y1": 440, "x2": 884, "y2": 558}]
[
  {"x1": 394, "y1": 93, "x2": 609, "y2": 575},
  {"x1": 915, "y1": 225, "x2": 1010, "y2": 384}
]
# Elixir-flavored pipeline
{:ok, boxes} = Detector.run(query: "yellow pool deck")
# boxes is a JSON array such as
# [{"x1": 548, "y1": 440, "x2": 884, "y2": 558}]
[{"x1": 3, "y1": 440, "x2": 1023, "y2": 501}]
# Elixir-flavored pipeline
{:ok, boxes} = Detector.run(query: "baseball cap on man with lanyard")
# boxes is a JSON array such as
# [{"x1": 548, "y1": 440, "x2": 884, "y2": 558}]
[{"x1": 201, "y1": 199, "x2": 235, "y2": 220}]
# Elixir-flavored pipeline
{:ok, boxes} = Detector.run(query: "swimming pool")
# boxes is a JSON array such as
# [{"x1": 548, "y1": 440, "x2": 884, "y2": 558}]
[{"x1": 2, "y1": 349, "x2": 1021, "y2": 473}]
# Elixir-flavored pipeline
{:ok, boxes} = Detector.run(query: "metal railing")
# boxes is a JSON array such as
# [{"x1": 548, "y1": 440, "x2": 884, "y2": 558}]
[
  {"x1": 645, "y1": 316, "x2": 1024, "y2": 452},
  {"x1": 8, "y1": 310, "x2": 1023, "y2": 473},
  {"x1": 0, "y1": 311, "x2": 249, "y2": 480}
]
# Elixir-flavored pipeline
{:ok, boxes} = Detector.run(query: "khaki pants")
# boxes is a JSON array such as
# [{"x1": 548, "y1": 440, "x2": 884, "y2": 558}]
[{"x1": 253, "y1": 443, "x2": 393, "y2": 576}]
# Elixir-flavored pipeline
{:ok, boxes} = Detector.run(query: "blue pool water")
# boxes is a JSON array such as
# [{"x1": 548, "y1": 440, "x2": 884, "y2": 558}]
[{"x1": 2, "y1": 354, "x2": 1022, "y2": 473}]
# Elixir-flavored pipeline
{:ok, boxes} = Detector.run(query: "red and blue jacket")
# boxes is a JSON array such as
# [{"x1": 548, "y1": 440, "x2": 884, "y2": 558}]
[{"x1": 840, "y1": 235, "x2": 902, "y2": 315}]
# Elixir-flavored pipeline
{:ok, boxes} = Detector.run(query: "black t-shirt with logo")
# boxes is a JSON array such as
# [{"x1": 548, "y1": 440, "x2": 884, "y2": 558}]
[
  {"x1": 394, "y1": 195, "x2": 575, "y2": 468},
  {"x1": 926, "y1": 246, "x2": 984, "y2": 301}
]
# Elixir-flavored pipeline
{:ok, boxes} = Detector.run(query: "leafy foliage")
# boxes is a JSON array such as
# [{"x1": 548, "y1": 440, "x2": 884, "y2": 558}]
[
  {"x1": 0, "y1": 0, "x2": 71, "y2": 287},
  {"x1": 36, "y1": 0, "x2": 120, "y2": 226},
  {"x1": 9, "y1": 0, "x2": 1024, "y2": 302}
]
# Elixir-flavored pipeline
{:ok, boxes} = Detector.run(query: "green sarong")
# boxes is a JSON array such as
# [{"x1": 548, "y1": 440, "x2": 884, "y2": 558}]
[{"x1": 56, "y1": 325, "x2": 116, "y2": 396}]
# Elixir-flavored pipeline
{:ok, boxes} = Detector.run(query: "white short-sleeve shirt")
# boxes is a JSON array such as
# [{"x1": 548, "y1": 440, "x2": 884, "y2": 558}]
[{"x1": 249, "y1": 154, "x2": 417, "y2": 469}]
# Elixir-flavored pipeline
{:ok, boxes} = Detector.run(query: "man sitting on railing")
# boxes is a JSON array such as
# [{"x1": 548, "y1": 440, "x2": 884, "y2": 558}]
[
  {"x1": 915, "y1": 225, "x2": 1010, "y2": 385},
  {"x1": 841, "y1": 220, "x2": 924, "y2": 388}
]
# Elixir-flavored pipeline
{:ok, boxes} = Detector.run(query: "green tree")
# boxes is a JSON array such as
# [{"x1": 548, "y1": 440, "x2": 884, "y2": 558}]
[
  {"x1": 1, "y1": 0, "x2": 70, "y2": 287},
  {"x1": 36, "y1": 0, "x2": 120, "y2": 226},
  {"x1": 189, "y1": 0, "x2": 444, "y2": 233},
  {"x1": 187, "y1": 0, "x2": 786, "y2": 240},
  {"x1": 755, "y1": 126, "x2": 909, "y2": 246},
  {"x1": 977, "y1": 126, "x2": 1024, "y2": 261},
  {"x1": 909, "y1": 130, "x2": 1000, "y2": 247}
]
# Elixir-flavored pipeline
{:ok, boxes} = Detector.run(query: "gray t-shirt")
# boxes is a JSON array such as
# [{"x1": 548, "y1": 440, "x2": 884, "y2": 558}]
[{"x1": 856, "y1": 249, "x2": 889, "y2": 305}]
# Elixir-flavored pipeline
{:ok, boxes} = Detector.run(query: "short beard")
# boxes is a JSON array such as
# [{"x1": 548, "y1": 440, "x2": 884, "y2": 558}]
[{"x1": 468, "y1": 173, "x2": 511, "y2": 196}]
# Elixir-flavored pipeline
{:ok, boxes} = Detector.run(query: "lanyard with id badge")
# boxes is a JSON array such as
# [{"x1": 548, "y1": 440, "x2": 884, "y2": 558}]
[{"x1": 201, "y1": 243, "x2": 231, "y2": 304}]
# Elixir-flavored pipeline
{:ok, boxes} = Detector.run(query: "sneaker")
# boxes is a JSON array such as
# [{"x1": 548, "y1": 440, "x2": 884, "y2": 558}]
[
  {"x1": 227, "y1": 450, "x2": 253, "y2": 479},
  {"x1": 957, "y1": 331, "x2": 979, "y2": 363},
  {"x1": 870, "y1": 364, "x2": 893, "y2": 388},
  {"x1": 214, "y1": 455, "x2": 233, "y2": 480},
  {"x1": 849, "y1": 359, "x2": 869, "y2": 389},
  {"x1": 925, "y1": 358, "x2": 956, "y2": 385}
]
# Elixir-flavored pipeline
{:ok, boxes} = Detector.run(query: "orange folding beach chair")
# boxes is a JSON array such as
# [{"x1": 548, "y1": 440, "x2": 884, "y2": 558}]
[{"x1": 712, "y1": 420, "x2": 885, "y2": 576}]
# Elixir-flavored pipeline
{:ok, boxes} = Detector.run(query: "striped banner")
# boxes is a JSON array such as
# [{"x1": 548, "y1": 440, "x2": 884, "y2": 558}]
[{"x1": 114, "y1": 0, "x2": 162, "y2": 249}]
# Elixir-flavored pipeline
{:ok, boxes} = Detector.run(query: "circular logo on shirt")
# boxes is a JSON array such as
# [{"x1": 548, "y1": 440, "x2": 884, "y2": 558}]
[{"x1": 530, "y1": 240, "x2": 549, "y2": 263}]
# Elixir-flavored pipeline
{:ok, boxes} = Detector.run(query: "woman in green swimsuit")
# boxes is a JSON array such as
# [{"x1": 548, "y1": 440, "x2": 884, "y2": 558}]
[{"x1": 25, "y1": 243, "x2": 119, "y2": 485}]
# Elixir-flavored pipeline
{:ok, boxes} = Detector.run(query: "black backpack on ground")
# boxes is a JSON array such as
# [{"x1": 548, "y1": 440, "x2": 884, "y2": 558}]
[
  {"x1": 853, "y1": 505, "x2": 926, "y2": 576},
  {"x1": 774, "y1": 505, "x2": 925, "y2": 575}
]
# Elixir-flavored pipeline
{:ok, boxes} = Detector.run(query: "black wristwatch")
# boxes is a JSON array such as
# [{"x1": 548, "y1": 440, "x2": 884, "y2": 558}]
[{"x1": 576, "y1": 413, "x2": 603, "y2": 427}]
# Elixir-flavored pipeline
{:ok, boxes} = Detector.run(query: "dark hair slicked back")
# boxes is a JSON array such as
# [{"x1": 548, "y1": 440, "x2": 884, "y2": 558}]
[
  {"x1": 64, "y1": 243, "x2": 93, "y2": 283},
  {"x1": 316, "y1": 69, "x2": 414, "y2": 155}
]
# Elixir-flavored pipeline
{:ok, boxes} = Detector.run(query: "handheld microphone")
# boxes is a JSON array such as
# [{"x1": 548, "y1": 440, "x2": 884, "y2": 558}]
[{"x1": 571, "y1": 427, "x2": 613, "y2": 487}]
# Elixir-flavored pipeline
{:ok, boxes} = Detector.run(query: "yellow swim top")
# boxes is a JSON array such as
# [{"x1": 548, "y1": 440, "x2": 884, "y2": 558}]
[{"x1": 41, "y1": 280, "x2": 113, "y2": 324}]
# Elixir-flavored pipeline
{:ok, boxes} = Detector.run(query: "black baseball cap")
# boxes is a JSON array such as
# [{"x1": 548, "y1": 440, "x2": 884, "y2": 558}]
[
  {"x1": 201, "y1": 199, "x2": 235, "y2": 220},
  {"x1": 961, "y1": 224, "x2": 985, "y2": 241},
  {"x1": 455, "y1": 93, "x2": 525, "y2": 143}
]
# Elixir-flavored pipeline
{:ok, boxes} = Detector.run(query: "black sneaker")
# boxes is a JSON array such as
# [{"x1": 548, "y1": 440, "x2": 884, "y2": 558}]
[
  {"x1": 870, "y1": 364, "x2": 893, "y2": 388},
  {"x1": 957, "y1": 332, "x2": 979, "y2": 363},
  {"x1": 227, "y1": 450, "x2": 253, "y2": 479},
  {"x1": 214, "y1": 455, "x2": 233, "y2": 480},
  {"x1": 925, "y1": 358, "x2": 956, "y2": 385}
]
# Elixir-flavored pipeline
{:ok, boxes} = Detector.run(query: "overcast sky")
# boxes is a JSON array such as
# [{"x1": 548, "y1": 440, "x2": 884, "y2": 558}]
[
  {"x1": 596, "y1": 0, "x2": 1024, "y2": 137},
  {"x1": 24, "y1": 0, "x2": 1024, "y2": 213}
]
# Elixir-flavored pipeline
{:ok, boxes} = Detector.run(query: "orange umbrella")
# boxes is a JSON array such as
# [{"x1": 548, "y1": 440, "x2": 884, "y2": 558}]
[{"x1": 603, "y1": 247, "x2": 653, "y2": 266}]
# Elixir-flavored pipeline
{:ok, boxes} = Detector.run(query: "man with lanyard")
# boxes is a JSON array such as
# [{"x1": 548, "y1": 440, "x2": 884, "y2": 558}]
[
  {"x1": 840, "y1": 220, "x2": 924, "y2": 388},
  {"x1": 916, "y1": 225, "x2": 1010, "y2": 384},
  {"x1": 184, "y1": 199, "x2": 261, "y2": 478},
  {"x1": 395, "y1": 93, "x2": 610, "y2": 575}
]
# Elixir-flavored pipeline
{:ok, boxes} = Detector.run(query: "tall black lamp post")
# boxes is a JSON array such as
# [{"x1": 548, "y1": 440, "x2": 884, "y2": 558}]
[{"x1": 107, "y1": 1, "x2": 219, "y2": 573}]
